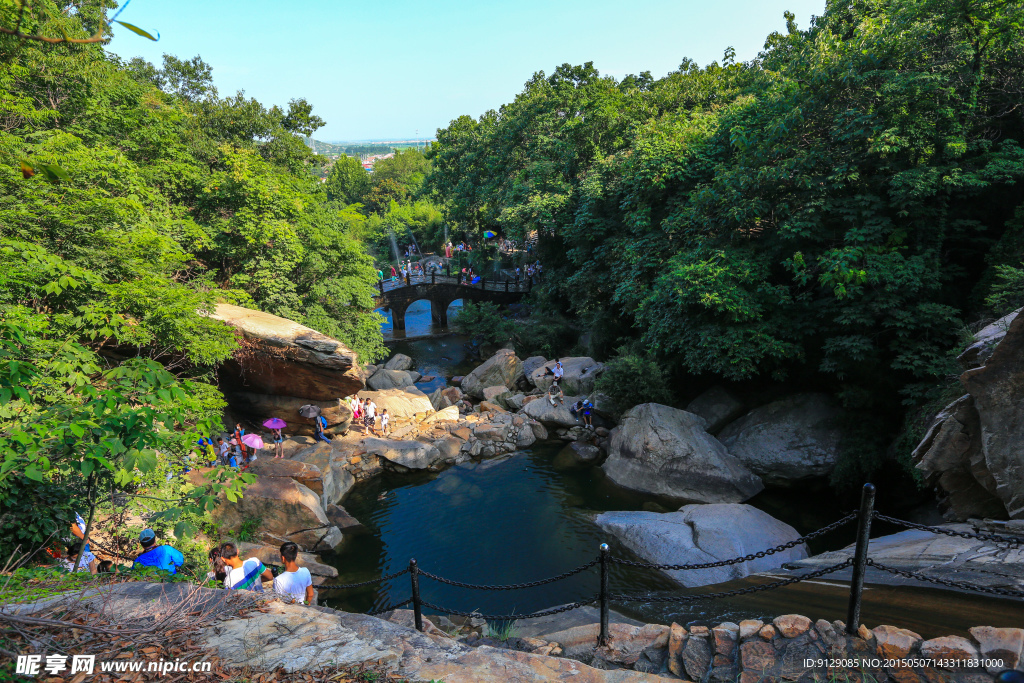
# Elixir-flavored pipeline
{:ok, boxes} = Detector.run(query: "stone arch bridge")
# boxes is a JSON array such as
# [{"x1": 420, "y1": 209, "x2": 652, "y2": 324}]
[{"x1": 375, "y1": 274, "x2": 531, "y2": 331}]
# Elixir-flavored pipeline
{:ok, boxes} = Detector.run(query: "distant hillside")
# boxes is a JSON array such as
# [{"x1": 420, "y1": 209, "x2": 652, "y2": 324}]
[{"x1": 304, "y1": 138, "x2": 432, "y2": 157}]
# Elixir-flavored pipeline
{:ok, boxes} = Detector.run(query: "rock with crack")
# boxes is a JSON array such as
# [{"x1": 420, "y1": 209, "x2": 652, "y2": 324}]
[
  {"x1": 361, "y1": 437, "x2": 443, "y2": 470},
  {"x1": 462, "y1": 349, "x2": 525, "y2": 399},
  {"x1": 207, "y1": 303, "x2": 363, "y2": 400},
  {"x1": 595, "y1": 504, "x2": 807, "y2": 587},
  {"x1": 717, "y1": 393, "x2": 842, "y2": 486},
  {"x1": 601, "y1": 403, "x2": 763, "y2": 503},
  {"x1": 209, "y1": 476, "x2": 343, "y2": 552}
]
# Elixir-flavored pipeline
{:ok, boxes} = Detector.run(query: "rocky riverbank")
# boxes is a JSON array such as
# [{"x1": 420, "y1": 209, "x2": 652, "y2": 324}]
[{"x1": 8, "y1": 581, "x2": 1018, "y2": 682}]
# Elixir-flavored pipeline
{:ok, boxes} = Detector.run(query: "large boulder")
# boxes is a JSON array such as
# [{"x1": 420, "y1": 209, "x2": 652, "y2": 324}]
[
  {"x1": 462, "y1": 349, "x2": 524, "y2": 399},
  {"x1": 912, "y1": 395, "x2": 1004, "y2": 520},
  {"x1": 358, "y1": 387, "x2": 433, "y2": 420},
  {"x1": 367, "y1": 368, "x2": 416, "y2": 391},
  {"x1": 246, "y1": 458, "x2": 325, "y2": 497},
  {"x1": 289, "y1": 442, "x2": 356, "y2": 506},
  {"x1": 361, "y1": 438, "x2": 443, "y2": 470},
  {"x1": 522, "y1": 356, "x2": 548, "y2": 383},
  {"x1": 530, "y1": 357, "x2": 605, "y2": 396},
  {"x1": 685, "y1": 386, "x2": 745, "y2": 435},
  {"x1": 595, "y1": 504, "x2": 808, "y2": 587},
  {"x1": 211, "y1": 476, "x2": 342, "y2": 552},
  {"x1": 208, "y1": 303, "x2": 363, "y2": 400},
  {"x1": 717, "y1": 393, "x2": 842, "y2": 486},
  {"x1": 601, "y1": 404, "x2": 763, "y2": 504},
  {"x1": 521, "y1": 395, "x2": 582, "y2": 428},
  {"x1": 959, "y1": 309, "x2": 1021, "y2": 369},
  {"x1": 383, "y1": 353, "x2": 414, "y2": 371},
  {"x1": 961, "y1": 313, "x2": 1024, "y2": 518},
  {"x1": 225, "y1": 393, "x2": 352, "y2": 436}
]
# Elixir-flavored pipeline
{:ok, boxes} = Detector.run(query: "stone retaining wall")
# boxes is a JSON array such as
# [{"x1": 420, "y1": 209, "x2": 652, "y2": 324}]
[{"x1": 518, "y1": 616, "x2": 1022, "y2": 682}]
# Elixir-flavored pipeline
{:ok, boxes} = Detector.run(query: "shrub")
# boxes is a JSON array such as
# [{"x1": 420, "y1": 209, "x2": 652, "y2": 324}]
[{"x1": 595, "y1": 349, "x2": 673, "y2": 414}]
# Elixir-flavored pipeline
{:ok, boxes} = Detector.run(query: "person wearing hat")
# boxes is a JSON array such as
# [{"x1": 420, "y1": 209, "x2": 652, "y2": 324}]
[{"x1": 132, "y1": 529, "x2": 184, "y2": 575}]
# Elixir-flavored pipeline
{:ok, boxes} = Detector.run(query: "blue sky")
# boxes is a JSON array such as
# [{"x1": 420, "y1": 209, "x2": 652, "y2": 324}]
[{"x1": 107, "y1": 0, "x2": 826, "y2": 141}]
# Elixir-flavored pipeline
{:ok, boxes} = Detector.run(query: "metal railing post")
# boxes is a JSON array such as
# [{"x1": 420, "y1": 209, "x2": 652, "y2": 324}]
[
  {"x1": 378, "y1": 280, "x2": 384, "y2": 295},
  {"x1": 410, "y1": 558, "x2": 423, "y2": 632},
  {"x1": 432, "y1": 271, "x2": 435, "y2": 285},
  {"x1": 598, "y1": 543, "x2": 610, "y2": 646},
  {"x1": 505, "y1": 280, "x2": 509, "y2": 292},
  {"x1": 406, "y1": 271, "x2": 411, "y2": 286},
  {"x1": 846, "y1": 483, "x2": 875, "y2": 635}
]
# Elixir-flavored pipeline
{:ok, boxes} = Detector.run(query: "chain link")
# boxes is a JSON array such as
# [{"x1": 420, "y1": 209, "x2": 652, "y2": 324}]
[
  {"x1": 610, "y1": 512, "x2": 858, "y2": 572},
  {"x1": 418, "y1": 559, "x2": 599, "y2": 591},
  {"x1": 873, "y1": 513, "x2": 1023, "y2": 548},
  {"x1": 366, "y1": 598, "x2": 414, "y2": 616},
  {"x1": 864, "y1": 559, "x2": 1024, "y2": 598},
  {"x1": 418, "y1": 596, "x2": 598, "y2": 621},
  {"x1": 609, "y1": 559, "x2": 854, "y2": 603},
  {"x1": 318, "y1": 567, "x2": 411, "y2": 591}
]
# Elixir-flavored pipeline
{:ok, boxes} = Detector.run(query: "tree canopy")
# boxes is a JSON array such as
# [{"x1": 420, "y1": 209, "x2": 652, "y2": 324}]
[{"x1": 428, "y1": 0, "x2": 1024, "y2": 478}]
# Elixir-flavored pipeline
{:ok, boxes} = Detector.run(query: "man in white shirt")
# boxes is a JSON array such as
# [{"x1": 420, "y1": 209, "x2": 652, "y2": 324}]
[
  {"x1": 553, "y1": 360, "x2": 564, "y2": 382},
  {"x1": 272, "y1": 542, "x2": 314, "y2": 605},
  {"x1": 365, "y1": 400, "x2": 378, "y2": 436}
]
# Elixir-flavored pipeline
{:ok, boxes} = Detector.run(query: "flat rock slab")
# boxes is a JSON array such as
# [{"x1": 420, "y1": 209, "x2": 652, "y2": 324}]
[
  {"x1": 781, "y1": 526, "x2": 1024, "y2": 592},
  {"x1": 202, "y1": 598, "x2": 665, "y2": 681}
]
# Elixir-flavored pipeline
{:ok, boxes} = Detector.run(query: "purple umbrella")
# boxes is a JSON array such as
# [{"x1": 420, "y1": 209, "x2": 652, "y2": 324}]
[
  {"x1": 241, "y1": 433, "x2": 265, "y2": 449},
  {"x1": 262, "y1": 418, "x2": 287, "y2": 429}
]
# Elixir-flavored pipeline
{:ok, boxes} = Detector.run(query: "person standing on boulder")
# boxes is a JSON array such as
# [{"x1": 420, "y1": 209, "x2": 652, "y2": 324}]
[
  {"x1": 364, "y1": 399, "x2": 378, "y2": 436},
  {"x1": 380, "y1": 408, "x2": 390, "y2": 436},
  {"x1": 271, "y1": 427, "x2": 284, "y2": 458},
  {"x1": 313, "y1": 413, "x2": 331, "y2": 444}
]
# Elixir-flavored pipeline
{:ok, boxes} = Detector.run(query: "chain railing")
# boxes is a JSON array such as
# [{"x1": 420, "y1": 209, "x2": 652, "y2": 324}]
[{"x1": 318, "y1": 483, "x2": 1023, "y2": 645}]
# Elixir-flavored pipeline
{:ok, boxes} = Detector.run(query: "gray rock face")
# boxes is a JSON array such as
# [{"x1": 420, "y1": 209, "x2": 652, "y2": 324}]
[
  {"x1": 367, "y1": 368, "x2": 416, "y2": 391},
  {"x1": 962, "y1": 313, "x2": 1024, "y2": 518},
  {"x1": 685, "y1": 386, "x2": 745, "y2": 434},
  {"x1": 601, "y1": 404, "x2": 763, "y2": 503},
  {"x1": 289, "y1": 441, "x2": 356, "y2": 506},
  {"x1": 530, "y1": 357, "x2": 605, "y2": 396},
  {"x1": 717, "y1": 393, "x2": 842, "y2": 486},
  {"x1": 521, "y1": 395, "x2": 583, "y2": 428},
  {"x1": 383, "y1": 353, "x2": 413, "y2": 371},
  {"x1": 595, "y1": 504, "x2": 808, "y2": 587},
  {"x1": 522, "y1": 356, "x2": 548, "y2": 383},
  {"x1": 959, "y1": 309, "x2": 1021, "y2": 370},
  {"x1": 361, "y1": 438, "x2": 442, "y2": 470},
  {"x1": 912, "y1": 395, "x2": 1004, "y2": 520},
  {"x1": 324, "y1": 504, "x2": 365, "y2": 534},
  {"x1": 462, "y1": 349, "x2": 524, "y2": 399}
]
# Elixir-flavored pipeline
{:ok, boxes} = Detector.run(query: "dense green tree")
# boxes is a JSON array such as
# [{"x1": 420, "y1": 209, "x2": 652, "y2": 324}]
[
  {"x1": 429, "y1": 0, "x2": 1024, "y2": 481},
  {"x1": 326, "y1": 154, "x2": 372, "y2": 204},
  {"x1": 373, "y1": 148, "x2": 430, "y2": 195}
]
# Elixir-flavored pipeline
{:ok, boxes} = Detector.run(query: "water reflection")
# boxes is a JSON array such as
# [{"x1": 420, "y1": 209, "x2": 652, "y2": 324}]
[{"x1": 378, "y1": 299, "x2": 463, "y2": 340}]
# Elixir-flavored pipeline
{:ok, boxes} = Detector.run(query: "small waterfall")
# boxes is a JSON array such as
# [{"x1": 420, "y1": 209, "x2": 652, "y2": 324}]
[
  {"x1": 406, "y1": 225, "x2": 423, "y2": 259},
  {"x1": 388, "y1": 228, "x2": 401, "y2": 266}
]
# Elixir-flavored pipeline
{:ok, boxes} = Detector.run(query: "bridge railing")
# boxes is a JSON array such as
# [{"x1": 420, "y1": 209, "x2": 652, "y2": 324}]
[{"x1": 378, "y1": 272, "x2": 535, "y2": 296}]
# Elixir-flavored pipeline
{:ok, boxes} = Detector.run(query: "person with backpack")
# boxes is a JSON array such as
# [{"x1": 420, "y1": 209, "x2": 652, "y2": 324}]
[{"x1": 313, "y1": 413, "x2": 330, "y2": 444}]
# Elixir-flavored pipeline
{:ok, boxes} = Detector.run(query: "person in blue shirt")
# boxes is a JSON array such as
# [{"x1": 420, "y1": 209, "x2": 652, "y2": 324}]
[
  {"x1": 313, "y1": 414, "x2": 330, "y2": 444},
  {"x1": 132, "y1": 529, "x2": 185, "y2": 575}
]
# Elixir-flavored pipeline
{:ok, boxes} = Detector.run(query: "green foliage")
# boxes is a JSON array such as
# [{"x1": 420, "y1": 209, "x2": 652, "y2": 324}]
[
  {"x1": 236, "y1": 515, "x2": 263, "y2": 543},
  {"x1": 372, "y1": 148, "x2": 430, "y2": 196},
  {"x1": 429, "y1": 0, "x2": 1024, "y2": 481},
  {"x1": 452, "y1": 301, "x2": 515, "y2": 346},
  {"x1": 327, "y1": 154, "x2": 372, "y2": 204},
  {"x1": 596, "y1": 350, "x2": 673, "y2": 414},
  {"x1": 985, "y1": 263, "x2": 1024, "y2": 316}
]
